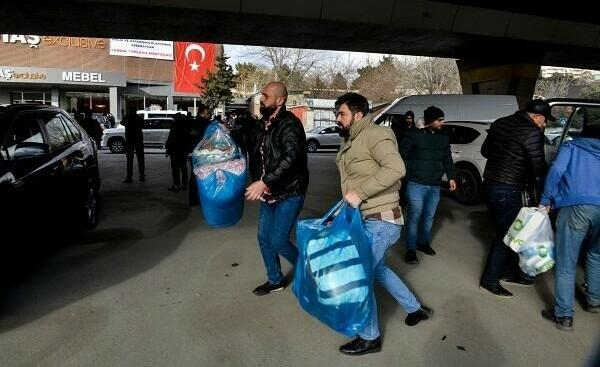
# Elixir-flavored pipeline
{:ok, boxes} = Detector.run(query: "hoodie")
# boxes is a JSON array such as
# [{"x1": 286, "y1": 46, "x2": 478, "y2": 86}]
[{"x1": 540, "y1": 137, "x2": 600, "y2": 209}]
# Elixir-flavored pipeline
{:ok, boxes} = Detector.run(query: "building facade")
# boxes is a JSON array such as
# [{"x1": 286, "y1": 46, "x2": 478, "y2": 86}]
[{"x1": 0, "y1": 35, "x2": 221, "y2": 120}]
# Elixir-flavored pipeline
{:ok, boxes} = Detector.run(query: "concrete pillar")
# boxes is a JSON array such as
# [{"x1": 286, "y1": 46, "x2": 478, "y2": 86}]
[
  {"x1": 109, "y1": 87, "x2": 119, "y2": 119},
  {"x1": 457, "y1": 62, "x2": 541, "y2": 109},
  {"x1": 51, "y1": 88, "x2": 59, "y2": 107},
  {"x1": 167, "y1": 94, "x2": 173, "y2": 110}
]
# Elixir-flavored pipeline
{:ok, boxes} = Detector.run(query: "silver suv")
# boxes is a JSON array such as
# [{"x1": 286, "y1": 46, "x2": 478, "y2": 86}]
[
  {"x1": 305, "y1": 125, "x2": 342, "y2": 153},
  {"x1": 100, "y1": 117, "x2": 173, "y2": 153}
]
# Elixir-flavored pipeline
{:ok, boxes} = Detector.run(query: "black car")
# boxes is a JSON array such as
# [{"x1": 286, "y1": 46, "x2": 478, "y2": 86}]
[{"x1": 0, "y1": 104, "x2": 100, "y2": 231}]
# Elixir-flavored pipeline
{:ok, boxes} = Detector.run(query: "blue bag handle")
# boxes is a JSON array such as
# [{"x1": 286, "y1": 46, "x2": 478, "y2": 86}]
[{"x1": 319, "y1": 200, "x2": 347, "y2": 225}]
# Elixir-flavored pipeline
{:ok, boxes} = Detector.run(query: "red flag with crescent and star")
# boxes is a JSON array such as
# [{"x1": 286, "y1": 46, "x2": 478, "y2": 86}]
[{"x1": 174, "y1": 42, "x2": 217, "y2": 93}]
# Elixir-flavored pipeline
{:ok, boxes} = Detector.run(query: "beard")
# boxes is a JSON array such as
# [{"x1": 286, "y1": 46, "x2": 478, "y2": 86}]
[
  {"x1": 337, "y1": 118, "x2": 354, "y2": 138},
  {"x1": 260, "y1": 104, "x2": 277, "y2": 119}
]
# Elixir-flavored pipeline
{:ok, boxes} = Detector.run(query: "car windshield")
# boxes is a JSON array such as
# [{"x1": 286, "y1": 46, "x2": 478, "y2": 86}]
[{"x1": 307, "y1": 126, "x2": 322, "y2": 133}]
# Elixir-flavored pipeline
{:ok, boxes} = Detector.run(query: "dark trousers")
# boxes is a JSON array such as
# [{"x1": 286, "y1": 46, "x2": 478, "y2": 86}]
[
  {"x1": 126, "y1": 142, "x2": 145, "y2": 179},
  {"x1": 170, "y1": 152, "x2": 188, "y2": 187},
  {"x1": 480, "y1": 184, "x2": 523, "y2": 285}
]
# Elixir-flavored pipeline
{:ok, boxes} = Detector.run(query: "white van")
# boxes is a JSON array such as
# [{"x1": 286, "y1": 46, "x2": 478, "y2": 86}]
[{"x1": 374, "y1": 94, "x2": 519, "y2": 126}]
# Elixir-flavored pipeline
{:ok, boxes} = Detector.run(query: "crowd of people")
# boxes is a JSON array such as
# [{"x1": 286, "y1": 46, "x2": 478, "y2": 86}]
[
  {"x1": 101, "y1": 81, "x2": 598, "y2": 356},
  {"x1": 242, "y1": 81, "x2": 599, "y2": 356}
]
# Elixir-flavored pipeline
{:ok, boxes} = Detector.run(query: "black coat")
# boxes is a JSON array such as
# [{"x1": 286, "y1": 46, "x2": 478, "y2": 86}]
[
  {"x1": 122, "y1": 114, "x2": 144, "y2": 144},
  {"x1": 399, "y1": 128, "x2": 456, "y2": 186},
  {"x1": 249, "y1": 107, "x2": 309, "y2": 201},
  {"x1": 481, "y1": 112, "x2": 547, "y2": 187}
]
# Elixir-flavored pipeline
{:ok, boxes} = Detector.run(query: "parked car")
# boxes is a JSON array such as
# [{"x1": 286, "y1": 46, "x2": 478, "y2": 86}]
[
  {"x1": 441, "y1": 121, "x2": 489, "y2": 204},
  {"x1": 441, "y1": 98, "x2": 600, "y2": 204},
  {"x1": 0, "y1": 104, "x2": 101, "y2": 230},
  {"x1": 101, "y1": 117, "x2": 173, "y2": 153},
  {"x1": 305, "y1": 125, "x2": 342, "y2": 153}
]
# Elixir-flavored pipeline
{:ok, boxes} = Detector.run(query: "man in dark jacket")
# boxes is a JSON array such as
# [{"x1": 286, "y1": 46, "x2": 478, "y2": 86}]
[
  {"x1": 539, "y1": 122, "x2": 600, "y2": 330},
  {"x1": 245, "y1": 81, "x2": 309, "y2": 296},
  {"x1": 121, "y1": 112, "x2": 145, "y2": 183},
  {"x1": 165, "y1": 112, "x2": 191, "y2": 192},
  {"x1": 80, "y1": 109, "x2": 103, "y2": 148},
  {"x1": 479, "y1": 99, "x2": 550, "y2": 298},
  {"x1": 399, "y1": 106, "x2": 456, "y2": 265}
]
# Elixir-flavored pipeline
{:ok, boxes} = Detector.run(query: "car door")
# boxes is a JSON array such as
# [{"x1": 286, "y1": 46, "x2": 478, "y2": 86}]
[
  {"x1": 142, "y1": 119, "x2": 158, "y2": 145},
  {"x1": 157, "y1": 118, "x2": 172, "y2": 146},
  {"x1": 40, "y1": 110, "x2": 81, "y2": 212},
  {"x1": 3, "y1": 112, "x2": 52, "y2": 225},
  {"x1": 546, "y1": 102, "x2": 600, "y2": 163}
]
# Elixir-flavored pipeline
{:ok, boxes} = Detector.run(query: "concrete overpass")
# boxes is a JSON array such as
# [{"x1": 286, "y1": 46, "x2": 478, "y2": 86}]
[{"x1": 2, "y1": 1, "x2": 600, "y2": 105}]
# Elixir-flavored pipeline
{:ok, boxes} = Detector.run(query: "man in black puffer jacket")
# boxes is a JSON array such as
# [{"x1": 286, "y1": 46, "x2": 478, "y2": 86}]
[
  {"x1": 479, "y1": 99, "x2": 551, "y2": 298},
  {"x1": 245, "y1": 81, "x2": 309, "y2": 296}
]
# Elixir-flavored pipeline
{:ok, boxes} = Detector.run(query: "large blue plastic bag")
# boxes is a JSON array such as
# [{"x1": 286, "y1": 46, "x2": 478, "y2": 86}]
[
  {"x1": 292, "y1": 200, "x2": 375, "y2": 337},
  {"x1": 503, "y1": 207, "x2": 555, "y2": 276},
  {"x1": 192, "y1": 122, "x2": 240, "y2": 166},
  {"x1": 194, "y1": 158, "x2": 247, "y2": 227}
]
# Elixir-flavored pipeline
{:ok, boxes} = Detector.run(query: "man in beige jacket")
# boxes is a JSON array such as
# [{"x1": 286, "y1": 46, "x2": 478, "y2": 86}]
[{"x1": 335, "y1": 92, "x2": 432, "y2": 356}]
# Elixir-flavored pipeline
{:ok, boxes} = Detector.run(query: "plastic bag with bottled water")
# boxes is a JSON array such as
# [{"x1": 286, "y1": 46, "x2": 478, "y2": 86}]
[
  {"x1": 292, "y1": 200, "x2": 375, "y2": 337},
  {"x1": 503, "y1": 207, "x2": 555, "y2": 276}
]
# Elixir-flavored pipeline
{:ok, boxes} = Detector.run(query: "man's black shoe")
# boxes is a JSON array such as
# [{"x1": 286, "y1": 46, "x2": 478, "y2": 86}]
[
  {"x1": 501, "y1": 276, "x2": 534, "y2": 286},
  {"x1": 405, "y1": 306, "x2": 433, "y2": 326},
  {"x1": 121, "y1": 178, "x2": 132, "y2": 183},
  {"x1": 479, "y1": 282, "x2": 513, "y2": 298},
  {"x1": 339, "y1": 337, "x2": 381, "y2": 355},
  {"x1": 252, "y1": 281, "x2": 285, "y2": 296},
  {"x1": 405, "y1": 250, "x2": 419, "y2": 264},
  {"x1": 417, "y1": 243, "x2": 436, "y2": 256},
  {"x1": 585, "y1": 303, "x2": 600, "y2": 313},
  {"x1": 541, "y1": 309, "x2": 573, "y2": 331}
]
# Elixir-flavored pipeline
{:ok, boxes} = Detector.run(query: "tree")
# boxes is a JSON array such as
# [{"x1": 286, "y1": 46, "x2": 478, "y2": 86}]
[
  {"x1": 397, "y1": 57, "x2": 461, "y2": 95},
  {"x1": 330, "y1": 73, "x2": 348, "y2": 90},
  {"x1": 200, "y1": 54, "x2": 236, "y2": 110},
  {"x1": 234, "y1": 62, "x2": 270, "y2": 97},
  {"x1": 243, "y1": 46, "x2": 328, "y2": 90},
  {"x1": 534, "y1": 72, "x2": 577, "y2": 99},
  {"x1": 581, "y1": 84, "x2": 600, "y2": 99},
  {"x1": 351, "y1": 56, "x2": 400, "y2": 102}
]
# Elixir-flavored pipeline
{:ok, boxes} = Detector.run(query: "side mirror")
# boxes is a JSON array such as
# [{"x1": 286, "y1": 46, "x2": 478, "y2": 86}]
[{"x1": 13, "y1": 142, "x2": 49, "y2": 159}]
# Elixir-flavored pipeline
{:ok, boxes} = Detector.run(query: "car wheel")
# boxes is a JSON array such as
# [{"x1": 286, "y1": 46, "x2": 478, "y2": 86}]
[
  {"x1": 454, "y1": 167, "x2": 482, "y2": 205},
  {"x1": 307, "y1": 139, "x2": 319, "y2": 153},
  {"x1": 108, "y1": 137, "x2": 125, "y2": 154},
  {"x1": 79, "y1": 179, "x2": 99, "y2": 230}
]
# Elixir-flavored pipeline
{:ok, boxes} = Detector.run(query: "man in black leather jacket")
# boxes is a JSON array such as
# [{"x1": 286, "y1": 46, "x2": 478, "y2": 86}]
[
  {"x1": 245, "y1": 81, "x2": 309, "y2": 296},
  {"x1": 479, "y1": 99, "x2": 551, "y2": 298}
]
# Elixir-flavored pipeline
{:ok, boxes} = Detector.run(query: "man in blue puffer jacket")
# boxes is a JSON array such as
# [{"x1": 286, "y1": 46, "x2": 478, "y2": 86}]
[{"x1": 539, "y1": 123, "x2": 600, "y2": 331}]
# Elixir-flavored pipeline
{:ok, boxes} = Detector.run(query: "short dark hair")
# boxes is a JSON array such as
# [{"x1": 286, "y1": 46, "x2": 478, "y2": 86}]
[{"x1": 335, "y1": 93, "x2": 369, "y2": 116}]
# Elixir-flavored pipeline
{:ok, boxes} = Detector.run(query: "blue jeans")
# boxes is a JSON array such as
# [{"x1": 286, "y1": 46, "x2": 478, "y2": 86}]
[
  {"x1": 480, "y1": 184, "x2": 524, "y2": 285},
  {"x1": 405, "y1": 181, "x2": 441, "y2": 250},
  {"x1": 359, "y1": 219, "x2": 421, "y2": 340},
  {"x1": 554, "y1": 205, "x2": 600, "y2": 317},
  {"x1": 257, "y1": 195, "x2": 305, "y2": 284}
]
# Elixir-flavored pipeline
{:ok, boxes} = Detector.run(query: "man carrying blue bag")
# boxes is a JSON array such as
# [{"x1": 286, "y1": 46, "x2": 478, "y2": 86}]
[{"x1": 334, "y1": 92, "x2": 432, "y2": 355}]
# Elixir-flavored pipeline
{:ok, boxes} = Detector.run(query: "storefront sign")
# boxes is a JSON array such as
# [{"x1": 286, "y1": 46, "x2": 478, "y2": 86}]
[
  {"x1": 62, "y1": 72, "x2": 106, "y2": 83},
  {"x1": 42, "y1": 36, "x2": 106, "y2": 49},
  {"x1": 110, "y1": 39, "x2": 173, "y2": 60},
  {"x1": 1, "y1": 35, "x2": 106, "y2": 49},
  {"x1": 1, "y1": 34, "x2": 41, "y2": 48},
  {"x1": 0, "y1": 66, "x2": 125, "y2": 86}
]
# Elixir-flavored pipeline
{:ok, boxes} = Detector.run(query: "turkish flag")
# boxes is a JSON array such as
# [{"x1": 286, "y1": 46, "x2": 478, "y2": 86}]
[{"x1": 174, "y1": 42, "x2": 217, "y2": 93}]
